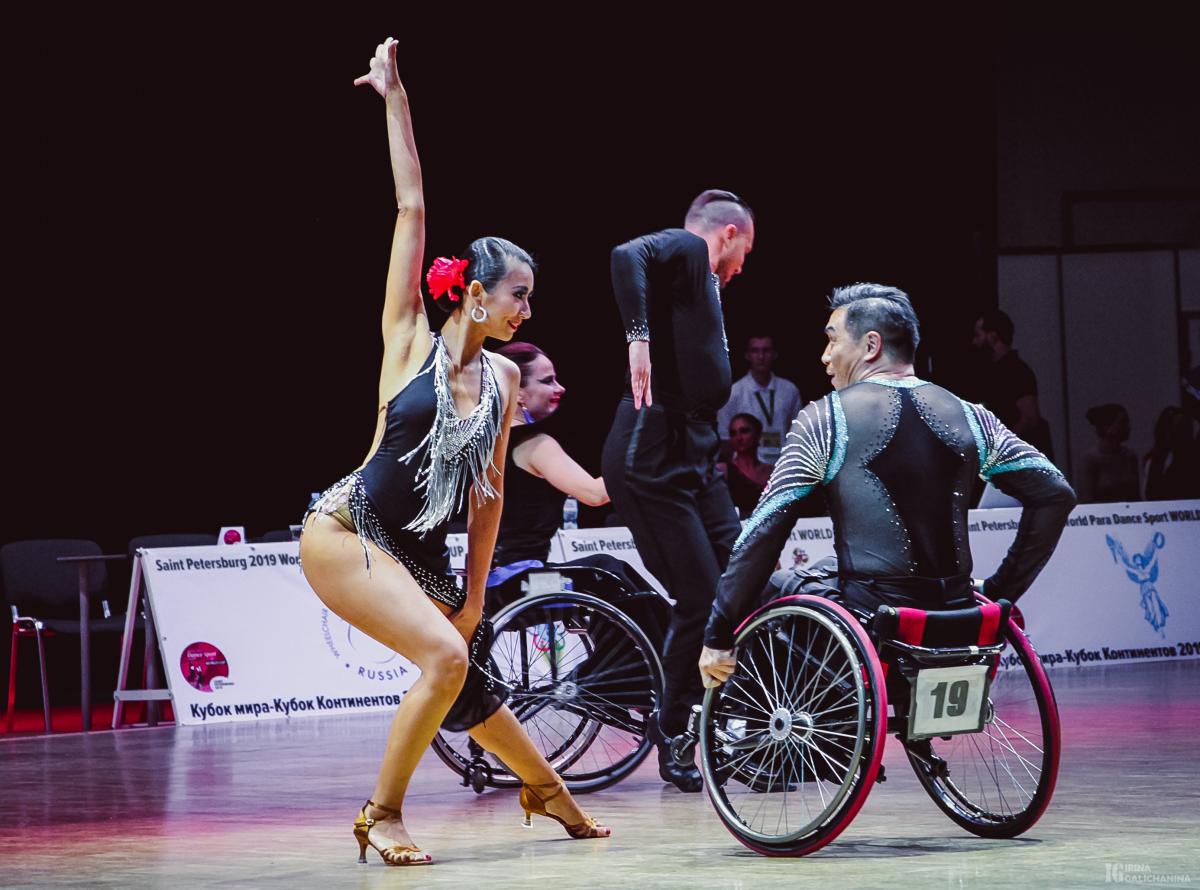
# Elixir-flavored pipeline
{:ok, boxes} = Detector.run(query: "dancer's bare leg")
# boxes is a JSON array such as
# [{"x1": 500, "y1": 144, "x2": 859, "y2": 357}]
[
  {"x1": 301, "y1": 513, "x2": 468, "y2": 852},
  {"x1": 468, "y1": 706, "x2": 611, "y2": 834}
]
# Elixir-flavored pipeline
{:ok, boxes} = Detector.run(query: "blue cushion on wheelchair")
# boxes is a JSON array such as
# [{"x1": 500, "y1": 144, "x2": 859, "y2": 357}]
[{"x1": 486, "y1": 559, "x2": 545, "y2": 588}]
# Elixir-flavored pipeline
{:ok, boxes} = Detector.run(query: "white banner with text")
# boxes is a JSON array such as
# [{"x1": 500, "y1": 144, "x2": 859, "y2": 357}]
[
  {"x1": 554, "y1": 527, "x2": 669, "y2": 598},
  {"x1": 142, "y1": 543, "x2": 422, "y2": 726},
  {"x1": 144, "y1": 500, "x2": 1199, "y2": 726},
  {"x1": 779, "y1": 499, "x2": 1200, "y2": 670}
]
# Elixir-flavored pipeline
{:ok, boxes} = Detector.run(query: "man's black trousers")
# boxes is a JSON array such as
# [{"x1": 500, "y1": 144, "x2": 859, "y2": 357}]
[{"x1": 602, "y1": 397, "x2": 741, "y2": 737}]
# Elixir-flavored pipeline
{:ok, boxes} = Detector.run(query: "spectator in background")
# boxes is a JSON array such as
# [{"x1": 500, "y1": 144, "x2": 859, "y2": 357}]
[
  {"x1": 718, "y1": 334, "x2": 803, "y2": 465},
  {"x1": 972, "y1": 310, "x2": 1055, "y2": 458},
  {"x1": 1144, "y1": 405, "x2": 1200, "y2": 500},
  {"x1": 719, "y1": 413, "x2": 773, "y2": 518},
  {"x1": 1183, "y1": 365, "x2": 1200, "y2": 495},
  {"x1": 1077, "y1": 404, "x2": 1140, "y2": 503}
]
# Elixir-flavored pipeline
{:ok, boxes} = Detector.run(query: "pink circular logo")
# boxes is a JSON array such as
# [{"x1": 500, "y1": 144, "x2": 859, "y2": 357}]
[
  {"x1": 223, "y1": 529, "x2": 242, "y2": 544},
  {"x1": 180, "y1": 642, "x2": 230, "y2": 692}
]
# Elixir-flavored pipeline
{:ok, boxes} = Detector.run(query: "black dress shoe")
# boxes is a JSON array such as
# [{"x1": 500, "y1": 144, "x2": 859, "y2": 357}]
[{"x1": 658, "y1": 745, "x2": 703, "y2": 793}]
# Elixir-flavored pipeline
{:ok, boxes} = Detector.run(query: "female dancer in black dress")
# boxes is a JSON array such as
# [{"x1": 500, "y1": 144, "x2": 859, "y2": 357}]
[{"x1": 300, "y1": 38, "x2": 608, "y2": 867}]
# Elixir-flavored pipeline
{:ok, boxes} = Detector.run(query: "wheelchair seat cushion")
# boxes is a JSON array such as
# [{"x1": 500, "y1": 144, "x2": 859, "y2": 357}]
[{"x1": 486, "y1": 559, "x2": 545, "y2": 588}]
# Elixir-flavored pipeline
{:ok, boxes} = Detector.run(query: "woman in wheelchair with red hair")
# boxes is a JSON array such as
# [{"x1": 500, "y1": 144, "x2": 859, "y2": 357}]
[
  {"x1": 487, "y1": 342, "x2": 655, "y2": 592},
  {"x1": 699, "y1": 284, "x2": 1076, "y2": 687},
  {"x1": 490, "y1": 342, "x2": 608, "y2": 569}
]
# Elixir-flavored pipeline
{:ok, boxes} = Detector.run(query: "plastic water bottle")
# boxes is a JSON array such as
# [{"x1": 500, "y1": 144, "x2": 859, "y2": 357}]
[{"x1": 562, "y1": 496, "x2": 579, "y2": 530}]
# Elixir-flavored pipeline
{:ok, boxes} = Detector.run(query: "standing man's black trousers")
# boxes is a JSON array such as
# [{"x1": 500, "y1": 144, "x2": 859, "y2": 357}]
[{"x1": 602, "y1": 396, "x2": 742, "y2": 738}]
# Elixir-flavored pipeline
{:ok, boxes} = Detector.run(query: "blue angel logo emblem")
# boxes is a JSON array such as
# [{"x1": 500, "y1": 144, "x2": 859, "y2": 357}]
[{"x1": 1105, "y1": 532, "x2": 1169, "y2": 636}]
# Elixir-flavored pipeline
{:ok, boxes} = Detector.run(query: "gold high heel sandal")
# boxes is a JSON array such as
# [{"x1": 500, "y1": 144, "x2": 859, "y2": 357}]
[
  {"x1": 353, "y1": 799, "x2": 433, "y2": 866},
  {"x1": 520, "y1": 780, "x2": 611, "y2": 839}
]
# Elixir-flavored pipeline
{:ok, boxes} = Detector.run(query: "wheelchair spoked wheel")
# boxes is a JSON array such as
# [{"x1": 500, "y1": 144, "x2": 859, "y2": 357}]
[
  {"x1": 699, "y1": 595, "x2": 887, "y2": 856},
  {"x1": 432, "y1": 647, "x2": 599, "y2": 791},
  {"x1": 903, "y1": 617, "x2": 1060, "y2": 838},
  {"x1": 432, "y1": 592, "x2": 663, "y2": 793}
]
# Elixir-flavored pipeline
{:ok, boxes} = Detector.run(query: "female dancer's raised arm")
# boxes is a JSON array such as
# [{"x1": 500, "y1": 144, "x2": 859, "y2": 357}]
[{"x1": 354, "y1": 38, "x2": 431, "y2": 395}]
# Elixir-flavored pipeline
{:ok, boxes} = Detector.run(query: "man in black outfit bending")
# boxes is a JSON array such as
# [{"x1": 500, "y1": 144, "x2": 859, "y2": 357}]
[{"x1": 601, "y1": 190, "x2": 754, "y2": 791}]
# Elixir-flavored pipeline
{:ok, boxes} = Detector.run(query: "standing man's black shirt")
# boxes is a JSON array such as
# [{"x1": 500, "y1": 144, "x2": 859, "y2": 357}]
[
  {"x1": 611, "y1": 228, "x2": 731, "y2": 413},
  {"x1": 983, "y1": 350, "x2": 1055, "y2": 458},
  {"x1": 985, "y1": 350, "x2": 1037, "y2": 430}
]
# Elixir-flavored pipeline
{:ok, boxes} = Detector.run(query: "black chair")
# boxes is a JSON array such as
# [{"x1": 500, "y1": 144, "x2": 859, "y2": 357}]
[
  {"x1": 126, "y1": 533, "x2": 217, "y2": 561},
  {"x1": 2, "y1": 539, "x2": 125, "y2": 733},
  {"x1": 256, "y1": 529, "x2": 295, "y2": 543}
]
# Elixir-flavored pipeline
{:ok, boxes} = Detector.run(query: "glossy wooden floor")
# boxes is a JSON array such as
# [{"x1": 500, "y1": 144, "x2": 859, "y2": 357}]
[{"x1": 2, "y1": 661, "x2": 1197, "y2": 889}]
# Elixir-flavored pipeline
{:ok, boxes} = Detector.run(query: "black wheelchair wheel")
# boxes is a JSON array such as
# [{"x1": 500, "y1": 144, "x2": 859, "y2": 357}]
[
  {"x1": 699, "y1": 596, "x2": 887, "y2": 856},
  {"x1": 431, "y1": 591, "x2": 663, "y2": 793},
  {"x1": 468, "y1": 761, "x2": 490, "y2": 794},
  {"x1": 904, "y1": 618, "x2": 1061, "y2": 838}
]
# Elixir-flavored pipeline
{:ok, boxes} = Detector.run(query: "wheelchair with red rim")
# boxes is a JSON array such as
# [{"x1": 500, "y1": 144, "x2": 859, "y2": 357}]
[{"x1": 671, "y1": 576, "x2": 1060, "y2": 856}]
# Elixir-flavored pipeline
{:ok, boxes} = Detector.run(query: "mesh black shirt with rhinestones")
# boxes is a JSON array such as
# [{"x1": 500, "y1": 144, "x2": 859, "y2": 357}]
[
  {"x1": 704, "y1": 377, "x2": 1077, "y2": 649},
  {"x1": 610, "y1": 228, "x2": 731, "y2": 413}
]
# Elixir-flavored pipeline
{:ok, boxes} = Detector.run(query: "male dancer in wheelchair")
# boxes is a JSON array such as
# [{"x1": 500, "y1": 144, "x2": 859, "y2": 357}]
[{"x1": 698, "y1": 283, "x2": 1076, "y2": 699}]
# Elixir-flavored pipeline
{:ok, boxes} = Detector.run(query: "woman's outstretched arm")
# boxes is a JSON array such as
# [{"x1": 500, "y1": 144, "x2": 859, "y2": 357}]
[
  {"x1": 514, "y1": 434, "x2": 609, "y2": 506},
  {"x1": 355, "y1": 38, "x2": 428, "y2": 347}
]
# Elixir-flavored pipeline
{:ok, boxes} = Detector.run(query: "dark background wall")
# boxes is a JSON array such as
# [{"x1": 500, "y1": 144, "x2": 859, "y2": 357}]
[
  {"x1": 5, "y1": 9, "x2": 999, "y2": 556},
  {"x1": 996, "y1": 4, "x2": 1200, "y2": 249},
  {"x1": 4, "y1": 7, "x2": 1197, "y2": 706}
]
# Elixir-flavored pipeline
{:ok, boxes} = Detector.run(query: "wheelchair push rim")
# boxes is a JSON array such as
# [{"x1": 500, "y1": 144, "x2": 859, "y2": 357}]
[
  {"x1": 700, "y1": 595, "x2": 887, "y2": 856},
  {"x1": 903, "y1": 616, "x2": 1061, "y2": 838},
  {"x1": 432, "y1": 591, "x2": 663, "y2": 793}
]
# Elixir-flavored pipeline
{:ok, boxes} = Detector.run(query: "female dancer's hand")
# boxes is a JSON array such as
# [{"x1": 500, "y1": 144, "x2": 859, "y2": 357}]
[
  {"x1": 450, "y1": 604, "x2": 483, "y2": 644},
  {"x1": 353, "y1": 37, "x2": 402, "y2": 98}
]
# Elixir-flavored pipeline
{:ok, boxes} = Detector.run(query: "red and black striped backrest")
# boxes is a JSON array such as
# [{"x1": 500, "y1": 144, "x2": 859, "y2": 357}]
[{"x1": 882, "y1": 599, "x2": 1011, "y2": 649}]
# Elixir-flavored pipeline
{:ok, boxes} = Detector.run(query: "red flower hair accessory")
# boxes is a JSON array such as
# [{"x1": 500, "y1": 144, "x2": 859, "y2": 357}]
[{"x1": 426, "y1": 256, "x2": 469, "y2": 302}]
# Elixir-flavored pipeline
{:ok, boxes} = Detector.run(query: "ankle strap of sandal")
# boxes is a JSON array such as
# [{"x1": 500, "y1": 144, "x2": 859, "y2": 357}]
[
  {"x1": 365, "y1": 799, "x2": 404, "y2": 818},
  {"x1": 525, "y1": 780, "x2": 566, "y2": 803}
]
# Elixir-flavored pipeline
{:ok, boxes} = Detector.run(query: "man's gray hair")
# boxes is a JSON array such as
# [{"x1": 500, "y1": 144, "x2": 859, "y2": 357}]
[{"x1": 828, "y1": 283, "x2": 920, "y2": 364}]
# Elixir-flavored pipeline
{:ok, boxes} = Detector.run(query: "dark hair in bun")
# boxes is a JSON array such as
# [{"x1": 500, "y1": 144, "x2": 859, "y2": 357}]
[
  {"x1": 433, "y1": 236, "x2": 536, "y2": 314},
  {"x1": 729, "y1": 412, "x2": 763, "y2": 438},
  {"x1": 496, "y1": 341, "x2": 547, "y2": 388}
]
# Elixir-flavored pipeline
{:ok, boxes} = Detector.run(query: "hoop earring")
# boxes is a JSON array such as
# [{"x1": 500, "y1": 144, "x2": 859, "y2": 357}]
[{"x1": 470, "y1": 304, "x2": 488, "y2": 324}]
